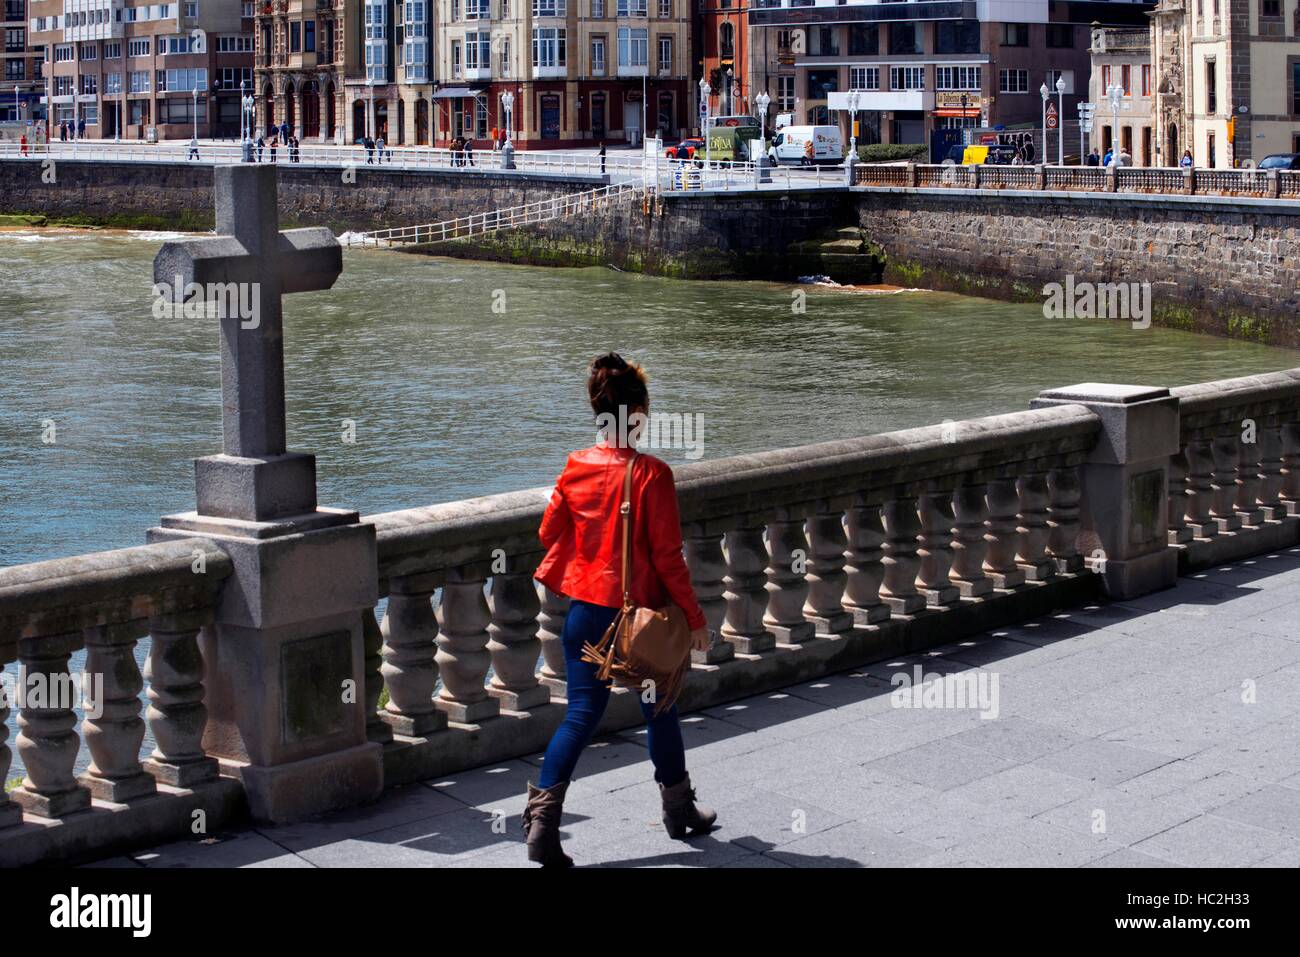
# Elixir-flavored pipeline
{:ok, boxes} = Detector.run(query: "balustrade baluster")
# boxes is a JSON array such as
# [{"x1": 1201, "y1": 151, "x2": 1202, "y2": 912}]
[
  {"x1": 381, "y1": 573, "x2": 446, "y2": 735},
  {"x1": 1016, "y1": 471, "x2": 1055, "y2": 580},
  {"x1": 1167, "y1": 447, "x2": 1193, "y2": 544},
  {"x1": 435, "y1": 564, "x2": 499, "y2": 723},
  {"x1": 1210, "y1": 433, "x2": 1244, "y2": 532},
  {"x1": 1235, "y1": 430, "x2": 1267, "y2": 526},
  {"x1": 764, "y1": 511, "x2": 816, "y2": 642},
  {"x1": 537, "y1": 585, "x2": 570, "y2": 695},
  {"x1": 1184, "y1": 438, "x2": 1219, "y2": 537},
  {"x1": 950, "y1": 483, "x2": 993, "y2": 596},
  {"x1": 487, "y1": 556, "x2": 550, "y2": 711},
  {"x1": 0, "y1": 641, "x2": 20, "y2": 827},
  {"x1": 81, "y1": 621, "x2": 156, "y2": 802},
  {"x1": 362, "y1": 607, "x2": 393, "y2": 744},
  {"x1": 803, "y1": 504, "x2": 854, "y2": 632},
  {"x1": 1282, "y1": 422, "x2": 1300, "y2": 515},
  {"x1": 1257, "y1": 423, "x2": 1286, "y2": 519},
  {"x1": 12, "y1": 632, "x2": 92, "y2": 817},
  {"x1": 685, "y1": 524, "x2": 734, "y2": 662},
  {"x1": 916, "y1": 490, "x2": 959, "y2": 605},
  {"x1": 880, "y1": 496, "x2": 926, "y2": 614},
  {"x1": 983, "y1": 477, "x2": 1027, "y2": 589},
  {"x1": 722, "y1": 520, "x2": 777, "y2": 653},
  {"x1": 1047, "y1": 467, "x2": 1084, "y2": 573},
  {"x1": 144, "y1": 611, "x2": 219, "y2": 787},
  {"x1": 842, "y1": 500, "x2": 890, "y2": 624}
]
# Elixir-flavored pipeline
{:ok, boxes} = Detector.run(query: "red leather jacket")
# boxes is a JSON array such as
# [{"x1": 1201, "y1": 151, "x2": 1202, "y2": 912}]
[{"x1": 535, "y1": 444, "x2": 706, "y2": 631}]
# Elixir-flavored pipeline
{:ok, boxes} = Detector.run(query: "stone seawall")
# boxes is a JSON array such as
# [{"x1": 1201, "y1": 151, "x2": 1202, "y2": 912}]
[
  {"x1": 409, "y1": 189, "x2": 865, "y2": 280},
  {"x1": 856, "y1": 188, "x2": 1300, "y2": 347},
  {"x1": 0, "y1": 159, "x2": 601, "y2": 233}
]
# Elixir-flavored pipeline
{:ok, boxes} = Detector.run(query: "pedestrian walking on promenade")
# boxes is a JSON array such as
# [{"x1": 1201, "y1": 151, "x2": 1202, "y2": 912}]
[
  {"x1": 19, "y1": 134, "x2": 28, "y2": 156},
  {"x1": 59, "y1": 122, "x2": 67, "y2": 142},
  {"x1": 464, "y1": 139, "x2": 474, "y2": 167},
  {"x1": 188, "y1": 136, "x2": 200, "y2": 161},
  {"x1": 1086, "y1": 148, "x2": 1100, "y2": 166},
  {"x1": 376, "y1": 134, "x2": 386, "y2": 164},
  {"x1": 1180, "y1": 149, "x2": 1193, "y2": 168},
  {"x1": 269, "y1": 137, "x2": 278, "y2": 163},
  {"x1": 256, "y1": 134, "x2": 265, "y2": 162},
  {"x1": 522, "y1": 353, "x2": 717, "y2": 868},
  {"x1": 77, "y1": 118, "x2": 85, "y2": 139},
  {"x1": 599, "y1": 141, "x2": 606, "y2": 174},
  {"x1": 364, "y1": 134, "x2": 375, "y2": 164},
  {"x1": 280, "y1": 121, "x2": 289, "y2": 143}
]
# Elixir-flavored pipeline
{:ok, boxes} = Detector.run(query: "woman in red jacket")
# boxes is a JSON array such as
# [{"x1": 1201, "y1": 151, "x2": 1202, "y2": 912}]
[{"x1": 522, "y1": 353, "x2": 716, "y2": 867}]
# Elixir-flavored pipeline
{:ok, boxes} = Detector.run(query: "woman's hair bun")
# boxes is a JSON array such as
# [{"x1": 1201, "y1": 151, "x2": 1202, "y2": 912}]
[{"x1": 588, "y1": 352, "x2": 649, "y2": 419}]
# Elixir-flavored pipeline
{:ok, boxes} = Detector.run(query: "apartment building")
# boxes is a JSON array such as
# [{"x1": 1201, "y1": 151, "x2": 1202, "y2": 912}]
[
  {"x1": 1087, "y1": 25, "x2": 1154, "y2": 162},
  {"x1": 29, "y1": 1, "x2": 254, "y2": 140},
  {"x1": 3, "y1": 1, "x2": 43, "y2": 124},
  {"x1": 745, "y1": 0, "x2": 1155, "y2": 159},
  {"x1": 254, "y1": 0, "x2": 345, "y2": 142},
  {"x1": 1150, "y1": 0, "x2": 1300, "y2": 168},
  {"x1": 701, "y1": 0, "x2": 754, "y2": 121}
]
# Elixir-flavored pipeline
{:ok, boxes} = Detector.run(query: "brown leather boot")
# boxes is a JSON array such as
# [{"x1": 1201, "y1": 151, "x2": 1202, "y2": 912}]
[
  {"x1": 522, "y1": 781, "x2": 573, "y2": 867},
  {"x1": 659, "y1": 773, "x2": 717, "y2": 839}
]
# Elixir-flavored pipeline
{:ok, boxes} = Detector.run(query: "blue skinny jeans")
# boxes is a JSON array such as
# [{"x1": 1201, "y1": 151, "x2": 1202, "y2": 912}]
[{"x1": 537, "y1": 599, "x2": 687, "y2": 789}]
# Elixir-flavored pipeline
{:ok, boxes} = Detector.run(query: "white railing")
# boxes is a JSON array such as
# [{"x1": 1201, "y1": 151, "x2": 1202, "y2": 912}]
[
  {"x1": 0, "y1": 139, "x2": 646, "y2": 179},
  {"x1": 659, "y1": 157, "x2": 850, "y2": 193},
  {"x1": 348, "y1": 180, "x2": 648, "y2": 247}
]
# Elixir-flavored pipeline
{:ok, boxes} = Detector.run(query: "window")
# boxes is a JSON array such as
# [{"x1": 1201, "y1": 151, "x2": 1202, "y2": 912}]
[
  {"x1": 936, "y1": 66, "x2": 980, "y2": 91},
  {"x1": 1046, "y1": 69, "x2": 1072, "y2": 94},
  {"x1": 500, "y1": 35, "x2": 510, "y2": 75},
  {"x1": 1293, "y1": 62, "x2": 1300, "y2": 114},
  {"x1": 807, "y1": 69, "x2": 838, "y2": 99},
  {"x1": 849, "y1": 66, "x2": 879, "y2": 91},
  {"x1": 719, "y1": 23, "x2": 733, "y2": 59},
  {"x1": 128, "y1": 38, "x2": 151, "y2": 57},
  {"x1": 290, "y1": 21, "x2": 300, "y2": 53},
  {"x1": 1262, "y1": 0, "x2": 1282, "y2": 14},
  {"x1": 104, "y1": 41, "x2": 122, "y2": 58},
  {"x1": 104, "y1": 72, "x2": 123, "y2": 94},
  {"x1": 890, "y1": 66, "x2": 924, "y2": 91},
  {"x1": 217, "y1": 66, "x2": 252, "y2": 90},
  {"x1": 465, "y1": 0, "x2": 489, "y2": 17},
  {"x1": 79, "y1": 44, "x2": 97, "y2": 61},
  {"x1": 451, "y1": 39, "x2": 461, "y2": 77},
  {"x1": 1046, "y1": 24, "x2": 1073, "y2": 48},
  {"x1": 304, "y1": 21, "x2": 315, "y2": 52},
  {"x1": 532, "y1": 27, "x2": 566, "y2": 67},
  {"x1": 810, "y1": 26, "x2": 839, "y2": 56},
  {"x1": 476, "y1": 96, "x2": 488, "y2": 137},
  {"x1": 1002, "y1": 23, "x2": 1029, "y2": 47},
  {"x1": 243, "y1": 1, "x2": 255, "y2": 16},
  {"x1": 1121, "y1": 63, "x2": 1131, "y2": 95},
  {"x1": 657, "y1": 36, "x2": 670, "y2": 73},
  {"x1": 1102, "y1": 64, "x2": 1111, "y2": 92},
  {"x1": 5, "y1": 59, "x2": 24, "y2": 80},
  {"x1": 533, "y1": 0, "x2": 565, "y2": 15},
  {"x1": 935, "y1": 20, "x2": 979, "y2": 55},
  {"x1": 1141, "y1": 64, "x2": 1151, "y2": 97},
  {"x1": 777, "y1": 74, "x2": 794, "y2": 111},
  {"x1": 658, "y1": 0, "x2": 671, "y2": 15},
  {"x1": 80, "y1": 74, "x2": 96, "y2": 95},
  {"x1": 129, "y1": 70, "x2": 150, "y2": 92},
  {"x1": 216, "y1": 36, "x2": 253, "y2": 53},
  {"x1": 848, "y1": 24, "x2": 877, "y2": 56},
  {"x1": 999, "y1": 69, "x2": 1028, "y2": 93},
  {"x1": 592, "y1": 0, "x2": 604, "y2": 14},
  {"x1": 465, "y1": 31, "x2": 489, "y2": 70},
  {"x1": 54, "y1": 44, "x2": 74, "y2": 62},
  {"x1": 618, "y1": 27, "x2": 647, "y2": 67},
  {"x1": 1206, "y1": 58, "x2": 1216, "y2": 113},
  {"x1": 888, "y1": 23, "x2": 922, "y2": 56},
  {"x1": 616, "y1": 0, "x2": 646, "y2": 14},
  {"x1": 54, "y1": 75, "x2": 73, "y2": 96},
  {"x1": 592, "y1": 36, "x2": 606, "y2": 74},
  {"x1": 184, "y1": 1, "x2": 199, "y2": 17}
]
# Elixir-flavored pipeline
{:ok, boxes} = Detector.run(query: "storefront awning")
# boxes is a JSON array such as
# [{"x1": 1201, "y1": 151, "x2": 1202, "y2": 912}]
[
  {"x1": 432, "y1": 87, "x2": 482, "y2": 100},
  {"x1": 933, "y1": 107, "x2": 981, "y2": 118}
]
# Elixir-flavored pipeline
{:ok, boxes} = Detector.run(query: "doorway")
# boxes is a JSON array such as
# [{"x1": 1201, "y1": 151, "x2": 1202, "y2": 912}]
[
  {"x1": 301, "y1": 81, "x2": 320, "y2": 138},
  {"x1": 591, "y1": 94, "x2": 606, "y2": 140},
  {"x1": 541, "y1": 94, "x2": 561, "y2": 140},
  {"x1": 622, "y1": 98, "x2": 640, "y2": 145}
]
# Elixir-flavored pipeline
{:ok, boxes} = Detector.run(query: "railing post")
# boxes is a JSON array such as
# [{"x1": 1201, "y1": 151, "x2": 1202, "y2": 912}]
[
  {"x1": 380, "y1": 573, "x2": 446, "y2": 736},
  {"x1": 907, "y1": 162, "x2": 918, "y2": 188},
  {"x1": 1107, "y1": 164, "x2": 1119, "y2": 193},
  {"x1": 12, "y1": 632, "x2": 92, "y2": 818},
  {"x1": 362, "y1": 607, "x2": 394, "y2": 743},
  {"x1": 685, "y1": 524, "x2": 734, "y2": 663},
  {"x1": 1032, "y1": 384, "x2": 1180, "y2": 598},
  {"x1": 1167, "y1": 447, "x2": 1194, "y2": 544},
  {"x1": 0, "y1": 638, "x2": 21, "y2": 828},
  {"x1": 81, "y1": 621, "x2": 157, "y2": 801},
  {"x1": 880, "y1": 497, "x2": 926, "y2": 614},
  {"x1": 1016, "y1": 470, "x2": 1056, "y2": 580},
  {"x1": 1037, "y1": 163, "x2": 1047, "y2": 190},
  {"x1": 983, "y1": 477, "x2": 1027, "y2": 589},
  {"x1": 435, "y1": 563, "x2": 500, "y2": 723},
  {"x1": 144, "y1": 610, "x2": 220, "y2": 786},
  {"x1": 1184, "y1": 167, "x2": 1196, "y2": 195},
  {"x1": 842, "y1": 499, "x2": 890, "y2": 623},
  {"x1": 764, "y1": 510, "x2": 816, "y2": 642},
  {"x1": 722, "y1": 519, "x2": 777, "y2": 653},
  {"x1": 950, "y1": 483, "x2": 993, "y2": 596},
  {"x1": 487, "y1": 555, "x2": 550, "y2": 711},
  {"x1": 536, "y1": 586, "x2": 571, "y2": 695},
  {"x1": 916, "y1": 489, "x2": 960, "y2": 605},
  {"x1": 803, "y1": 503, "x2": 854, "y2": 633}
]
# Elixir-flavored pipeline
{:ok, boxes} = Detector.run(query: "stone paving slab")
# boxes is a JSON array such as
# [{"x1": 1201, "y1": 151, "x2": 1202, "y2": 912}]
[{"x1": 103, "y1": 549, "x2": 1300, "y2": 868}]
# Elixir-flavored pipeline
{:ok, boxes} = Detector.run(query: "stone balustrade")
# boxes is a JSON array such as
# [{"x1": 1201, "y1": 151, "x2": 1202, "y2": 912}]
[
  {"x1": 857, "y1": 163, "x2": 1300, "y2": 200},
  {"x1": 4, "y1": 371, "x2": 1300, "y2": 864},
  {"x1": 0, "y1": 539, "x2": 241, "y2": 864}
]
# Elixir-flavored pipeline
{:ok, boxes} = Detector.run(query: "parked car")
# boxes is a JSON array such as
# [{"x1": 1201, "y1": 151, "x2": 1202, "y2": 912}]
[
  {"x1": 665, "y1": 137, "x2": 705, "y2": 160},
  {"x1": 1258, "y1": 153, "x2": 1300, "y2": 170},
  {"x1": 768, "y1": 125, "x2": 844, "y2": 166}
]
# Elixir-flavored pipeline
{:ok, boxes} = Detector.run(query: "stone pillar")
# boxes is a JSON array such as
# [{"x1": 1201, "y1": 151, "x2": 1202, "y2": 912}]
[
  {"x1": 81, "y1": 621, "x2": 157, "y2": 802},
  {"x1": 487, "y1": 557, "x2": 550, "y2": 711},
  {"x1": 722, "y1": 520, "x2": 777, "y2": 654},
  {"x1": 537, "y1": 586, "x2": 570, "y2": 695},
  {"x1": 0, "y1": 638, "x2": 22, "y2": 828},
  {"x1": 842, "y1": 500, "x2": 890, "y2": 624},
  {"x1": 685, "y1": 525, "x2": 733, "y2": 664},
  {"x1": 1031, "y1": 384, "x2": 1180, "y2": 598},
  {"x1": 379, "y1": 573, "x2": 445, "y2": 736}
]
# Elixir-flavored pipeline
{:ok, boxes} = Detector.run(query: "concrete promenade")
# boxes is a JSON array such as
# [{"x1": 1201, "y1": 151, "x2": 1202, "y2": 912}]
[{"x1": 89, "y1": 547, "x2": 1300, "y2": 869}]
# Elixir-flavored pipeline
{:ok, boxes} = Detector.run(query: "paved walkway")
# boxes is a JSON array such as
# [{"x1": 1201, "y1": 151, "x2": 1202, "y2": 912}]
[{"x1": 89, "y1": 548, "x2": 1300, "y2": 868}]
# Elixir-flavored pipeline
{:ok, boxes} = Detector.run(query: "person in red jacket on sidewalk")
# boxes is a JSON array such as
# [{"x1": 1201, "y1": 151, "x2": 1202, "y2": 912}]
[{"x1": 522, "y1": 352, "x2": 717, "y2": 867}]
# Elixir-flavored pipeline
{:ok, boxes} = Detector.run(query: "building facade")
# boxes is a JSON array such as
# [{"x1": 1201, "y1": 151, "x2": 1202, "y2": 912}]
[
  {"x1": 29, "y1": 0, "x2": 254, "y2": 141},
  {"x1": 701, "y1": 0, "x2": 755, "y2": 122},
  {"x1": 4, "y1": 1, "x2": 43, "y2": 124},
  {"x1": 745, "y1": 0, "x2": 1156, "y2": 160},
  {"x1": 1087, "y1": 25, "x2": 1154, "y2": 163},
  {"x1": 253, "y1": 0, "x2": 346, "y2": 143},
  {"x1": 1149, "y1": 0, "x2": 1300, "y2": 168}
]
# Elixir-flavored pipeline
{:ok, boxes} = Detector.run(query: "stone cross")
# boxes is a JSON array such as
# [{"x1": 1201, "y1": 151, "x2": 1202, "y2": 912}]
[{"x1": 154, "y1": 165, "x2": 341, "y2": 459}]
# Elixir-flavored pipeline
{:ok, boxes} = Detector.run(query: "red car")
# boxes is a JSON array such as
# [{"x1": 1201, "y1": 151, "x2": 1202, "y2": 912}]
[{"x1": 665, "y1": 137, "x2": 705, "y2": 160}]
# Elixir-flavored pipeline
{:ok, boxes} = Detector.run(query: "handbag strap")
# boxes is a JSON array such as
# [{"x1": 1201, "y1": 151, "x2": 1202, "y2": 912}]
[{"x1": 619, "y1": 453, "x2": 637, "y2": 611}]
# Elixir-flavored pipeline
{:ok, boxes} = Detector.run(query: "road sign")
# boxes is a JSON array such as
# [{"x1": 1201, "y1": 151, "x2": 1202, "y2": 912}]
[
  {"x1": 699, "y1": 101, "x2": 707, "y2": 117},
  {"x1": 732, "y1": 85, "x2": 741, "y2": 98},
  {"x1": 1046, "y1": 101, "x2": 1058, "y2": 129}
]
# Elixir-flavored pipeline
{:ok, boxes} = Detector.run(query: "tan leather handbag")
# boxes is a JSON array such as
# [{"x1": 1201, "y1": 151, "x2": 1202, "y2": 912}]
[{"x1": 580, "y1": 453, "x2": 692, "y2": 716}]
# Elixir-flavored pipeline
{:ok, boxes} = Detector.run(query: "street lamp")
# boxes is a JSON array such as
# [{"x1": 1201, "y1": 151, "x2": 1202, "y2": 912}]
[
  {"x1": 754, "y1": 89, "x2": 770, "y2": 183},
  {"x1": 1040, "y1": 81, "x2": 1049, "y2": 166},
  {"x1": 1106, "y1": 83, "x2": 1123, "y2": 166},
  {"x1": 500, "y1": 90, "x2": 515, "y2": 169},
  {"x1": 1055, "y1": 74, "x2": 1066, "y2": 165},
  {"x1": 366, "y1": 76, "x2": 375, "y2": 140},
  {"x1": 845, "y1": 89, "x2": 861, "y2": 163},
  {"x1": 241, "y1": 80, "x2": 255, "y2": 161},
  {"x1": 698, "y1": 77, "x2": 711, "y2": 167},
  {"x1": 192, "y1": 82, "x2": 200, "y2": 146}
]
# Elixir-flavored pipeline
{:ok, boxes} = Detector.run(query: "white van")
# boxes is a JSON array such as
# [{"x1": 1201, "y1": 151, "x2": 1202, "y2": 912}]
[{"x1": 768, "y1": 125, "x2": 843, "y2": 166}]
